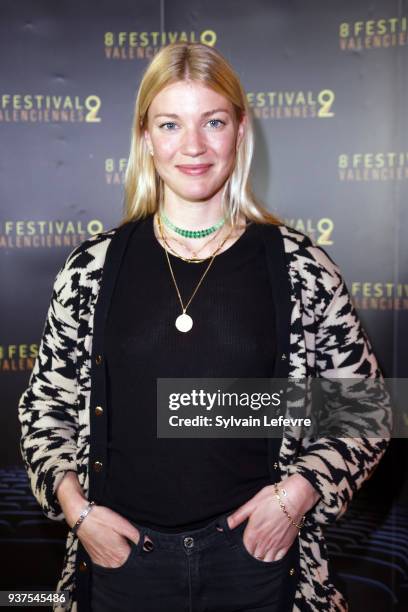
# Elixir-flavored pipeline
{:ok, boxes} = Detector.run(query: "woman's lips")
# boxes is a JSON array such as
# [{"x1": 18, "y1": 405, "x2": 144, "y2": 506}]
[{"x1": 176, "y1": 164, "x2": 212, "y2": 176}]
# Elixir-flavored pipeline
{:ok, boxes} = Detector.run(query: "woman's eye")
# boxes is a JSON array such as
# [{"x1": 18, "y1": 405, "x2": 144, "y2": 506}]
[
  {"x1": 158, "y1": 119, "x2": 225, "y2": 130},
  {"x1": 159, "y1": 122, "x2": 178, "y2": 130},
  {"x1": 208, "y1": 119, "x2": 225, "y2": 128}
]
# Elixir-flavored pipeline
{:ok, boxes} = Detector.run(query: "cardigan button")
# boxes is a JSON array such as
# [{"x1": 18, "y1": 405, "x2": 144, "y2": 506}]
[
  {"x1": 289, "y1": 567, "x2": 295, "y2": 576},
  {"x1": 93, "y1": 460, "x2": 103, "y2": 472},
  {"x1": 95, "y1": 354, "x2": 103, "y2": 365},
  {"x1": 95, "y1": 406, "x2": 104, "y2": 416},
  {"x1": 281, "y1": 353, "x2": 287, "y2": 360},
  {"x1": 79, "y1": 561, "x2": 88, "y2": 572}
]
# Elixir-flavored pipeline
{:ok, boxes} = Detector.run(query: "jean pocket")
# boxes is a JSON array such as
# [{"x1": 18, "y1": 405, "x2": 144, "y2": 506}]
[
  {"x1": 91, "y1": 536, "x2": 140, "y2": 574},
  {"x1": 229, "y1": 521, "x2": 290, "y2": 568}
]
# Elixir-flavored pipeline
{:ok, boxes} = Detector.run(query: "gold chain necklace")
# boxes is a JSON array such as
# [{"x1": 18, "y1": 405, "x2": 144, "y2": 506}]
[
  {"x1": 156, "y1": 214, "x2": 225, "y2": 263},
  {"x1": 157, "y1": 213, "x2": 233, "y2": 332}
]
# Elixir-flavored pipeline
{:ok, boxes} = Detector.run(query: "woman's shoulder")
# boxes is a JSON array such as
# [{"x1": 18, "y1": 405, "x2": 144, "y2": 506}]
[
  {"x1": 50, "y1": 225, "x2": 120, "y2": 298},
  {"x1": 60, "y1": 225, "x2": 119, "y2": 271},
  {"x1": 279, "y1": 223, "x2": 340, "y2": 269},
  {"x1": 52, "y1": 219, "x2": 145, "y2": 294},
  {"x1": 270, "y1": 223, "x2": 344, "y2": 297}
]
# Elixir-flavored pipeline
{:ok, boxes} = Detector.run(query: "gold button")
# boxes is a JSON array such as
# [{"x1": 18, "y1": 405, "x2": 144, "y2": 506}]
[
  {"x1": 95, "y1": 354, "x2": 102, "y2": 365},
  {"x1": 289, "y1": 567, "x2": 295, "y2": 575},
  {"x1": 273, "y1": 462, "x2": 278, "y2": 469},
  {"x1": 93, "y1": 460, "x2": 103, "y2": 472},
  {"x1": 95, "y1": 406, "x2": 104, "y2": 416},
  {"x1": 79, "y1": 561, "x2": 88, "y2": 572}
]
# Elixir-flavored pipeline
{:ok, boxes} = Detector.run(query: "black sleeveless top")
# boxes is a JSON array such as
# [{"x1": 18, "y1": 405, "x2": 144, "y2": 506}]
[{"x1": 102, "y1": 214, "x2": 281, "y2": 532}]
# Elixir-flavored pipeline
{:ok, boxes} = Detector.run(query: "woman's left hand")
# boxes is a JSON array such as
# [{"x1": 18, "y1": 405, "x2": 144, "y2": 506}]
[{"x1": 226, "y1": 474, "x2": 320, "y2": 561}]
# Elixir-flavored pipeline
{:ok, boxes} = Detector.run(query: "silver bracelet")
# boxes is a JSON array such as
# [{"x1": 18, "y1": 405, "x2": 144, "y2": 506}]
[{"x1": 71, "y1": 500, "x2": 96, "y2": 535}]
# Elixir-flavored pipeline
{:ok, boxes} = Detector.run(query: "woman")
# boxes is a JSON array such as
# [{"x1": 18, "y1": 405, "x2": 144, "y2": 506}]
[{"x1": 18, "y1": 42, "x2": 390, "y2": 612}]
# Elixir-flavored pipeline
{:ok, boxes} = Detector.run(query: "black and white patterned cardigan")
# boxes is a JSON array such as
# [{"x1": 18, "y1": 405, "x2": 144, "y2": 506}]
[{"x1": 18, "y1": 219, "x2": 391, "y2": 612}]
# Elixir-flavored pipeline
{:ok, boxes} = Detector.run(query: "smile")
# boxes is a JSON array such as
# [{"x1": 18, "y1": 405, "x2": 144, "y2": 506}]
[{"x1": 176, "y1": 164, "x2": 212, "y2": 176}]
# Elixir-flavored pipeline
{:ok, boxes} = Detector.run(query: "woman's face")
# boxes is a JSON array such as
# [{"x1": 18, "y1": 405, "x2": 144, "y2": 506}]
[{"x1": 144, "y1": 80, "x2": 246, "y2": 205}]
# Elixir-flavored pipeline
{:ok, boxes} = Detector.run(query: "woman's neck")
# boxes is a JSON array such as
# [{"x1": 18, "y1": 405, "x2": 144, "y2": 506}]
[
  {"x1": 159, "y1": 199, "x2": 225, "y2": 230},
  {"x1": 153, "y1": 208, "x2": 248, "y2": 261}
]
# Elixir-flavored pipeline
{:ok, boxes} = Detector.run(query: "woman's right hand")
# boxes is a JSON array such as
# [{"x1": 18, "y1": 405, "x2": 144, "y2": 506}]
[
  {"x1": 76, "y1": 504, "x2": 141, "y2": 569},
  {"x1": 56, "y1": 471, "x2": 141, "y2": 569}
]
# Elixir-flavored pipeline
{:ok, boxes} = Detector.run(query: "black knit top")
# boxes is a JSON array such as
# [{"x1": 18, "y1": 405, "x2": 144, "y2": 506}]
[{"x1": 102, "y1": 214, "x2": 280, "y2": 532}]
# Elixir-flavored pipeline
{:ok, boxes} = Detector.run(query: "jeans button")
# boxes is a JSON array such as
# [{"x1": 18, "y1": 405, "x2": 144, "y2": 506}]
[
  {"x1": 143, "y1": 539, "x2": 154, "y2": 552},
  {"x1": 183, "y1": 536, "x2": 194, "y2": 549}
]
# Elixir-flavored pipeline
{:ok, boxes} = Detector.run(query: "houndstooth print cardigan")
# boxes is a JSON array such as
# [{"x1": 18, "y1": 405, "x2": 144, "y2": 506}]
[{"x1": 18, "y1": 219, "x2": 390, "y2": 611}]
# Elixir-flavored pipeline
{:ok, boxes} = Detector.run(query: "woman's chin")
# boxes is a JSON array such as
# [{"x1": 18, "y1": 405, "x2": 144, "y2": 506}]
[{"x1": 171, "y1": 184, "x2": 226, "y2": 204}]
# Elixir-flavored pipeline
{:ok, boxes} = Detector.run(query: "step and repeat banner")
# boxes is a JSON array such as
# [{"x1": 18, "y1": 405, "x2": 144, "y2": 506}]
[{"x1": 1, "y1": 0, "x2": 407, "y2": 609}]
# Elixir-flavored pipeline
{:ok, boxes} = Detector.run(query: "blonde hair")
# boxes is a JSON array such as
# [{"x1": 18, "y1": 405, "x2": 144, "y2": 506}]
[{"x1": 121, "y1": 42, "x2": 281, "y2": 228}]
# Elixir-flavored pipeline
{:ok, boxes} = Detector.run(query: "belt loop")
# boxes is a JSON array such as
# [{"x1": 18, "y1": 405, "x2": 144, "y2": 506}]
[
  {"x1": 216, "y1": 514, "x2": 235, "y2": 544},
  {"x1": 136, "y1": 525, "x2": 147, "y2": 554}
]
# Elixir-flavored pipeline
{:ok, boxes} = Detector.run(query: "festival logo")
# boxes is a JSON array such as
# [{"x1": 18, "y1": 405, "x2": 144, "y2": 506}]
[
  {"x1": 0, "y1": 94, "x2": 102, "y2": 123},
  {"x1": 0, "y1": 343, "x2": 38, "y2": 372},
  {"x1": 351, "y1": 282, "x2": 408, "y2": 310},
  {"x1": 247, "y1": 90, "x2": 335, "y2": 120},
  {"x1": 338, "y1": 152, "x2": 408, "y2": 181},
  {"x1": 105, "y1": 158, "x2": 127, "y2": 185},
  {"x1": 284, "y1": 217, "x2": 334, "y2": 245},
  {"x1": 104, "y1": 30, "x2": 217, "y2": 60},
  {"x1": 0, "y1": 219, "x2": 104, "y2": 249},
  {"x1": 339, "y1": 16, "x2": 407, "y2": 50}
]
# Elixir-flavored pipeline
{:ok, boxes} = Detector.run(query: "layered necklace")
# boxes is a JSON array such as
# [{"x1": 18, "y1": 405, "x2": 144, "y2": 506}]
[
  {"x1": 157, "y1": 214, "x2": 226, "y2": 264},
  {"x1": 156, "y1": 212, "x2": 234, "y2": 332},
  {"x1": 161, "y1": 210, "x2": 226, "y2": 239}
]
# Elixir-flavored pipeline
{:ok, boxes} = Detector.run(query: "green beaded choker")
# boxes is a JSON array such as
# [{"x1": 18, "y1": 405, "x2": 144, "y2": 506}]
[{"x1": 160, "y1": 211, "x2": 225, "y2": 238}]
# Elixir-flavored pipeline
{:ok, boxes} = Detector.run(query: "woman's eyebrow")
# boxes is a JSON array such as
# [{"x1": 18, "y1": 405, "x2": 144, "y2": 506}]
[{"x1": 153, "y1": 108, "x2": 230, "y2": 119}]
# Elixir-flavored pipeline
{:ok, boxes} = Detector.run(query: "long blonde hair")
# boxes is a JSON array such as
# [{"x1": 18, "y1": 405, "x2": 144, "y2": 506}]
[{"x1": 121, "y1": 42, "x2": 281, "y2": 228}]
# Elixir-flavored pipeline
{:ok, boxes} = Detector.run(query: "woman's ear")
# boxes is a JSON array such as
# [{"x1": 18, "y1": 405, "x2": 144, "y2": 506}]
[{"x1": 236, "y1": 113, "x2": 247, "y2": 150}]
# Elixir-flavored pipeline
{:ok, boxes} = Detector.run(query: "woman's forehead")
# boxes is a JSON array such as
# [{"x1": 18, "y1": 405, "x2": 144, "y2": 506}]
[{"x1": 149, "y1": 81, "x2": 233, "y2": 115}]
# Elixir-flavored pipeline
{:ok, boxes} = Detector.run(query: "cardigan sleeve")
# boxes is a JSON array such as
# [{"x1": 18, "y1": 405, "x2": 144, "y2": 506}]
[
  {"x1": 18, "y1": 248, "x2": 82, "y2": 522},
  {"x1": 286, "y1": 249, "x2": 392, "y2": 525}
]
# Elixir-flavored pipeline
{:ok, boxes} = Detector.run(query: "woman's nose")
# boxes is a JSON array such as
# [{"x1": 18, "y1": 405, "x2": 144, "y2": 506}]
[{"x1": 181, "y1": 128, "x2": 207, "y2": 156}]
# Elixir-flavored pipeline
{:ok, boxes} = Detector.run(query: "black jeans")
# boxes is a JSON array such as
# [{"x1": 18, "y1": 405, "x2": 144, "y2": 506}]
[{"x1": 90, "y1": 511, "x2": 300, "y2": 612}]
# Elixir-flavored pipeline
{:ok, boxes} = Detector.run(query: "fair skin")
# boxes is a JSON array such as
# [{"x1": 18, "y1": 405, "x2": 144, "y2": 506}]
[
  {"x1": 56, "y1": 80, "x2": 320, "y2": 568},
  {"x1": 144, "y1": 80, "x2": 248, "y2": 257}
]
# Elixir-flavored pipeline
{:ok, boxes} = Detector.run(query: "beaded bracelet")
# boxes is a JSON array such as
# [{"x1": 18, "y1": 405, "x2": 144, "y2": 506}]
[
  {"x1": 71, "y1": 500, "x2": 96, "y2": 535},
  {"x1": 273, "y1": 483, "x2": 305, "y2": 531}
]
